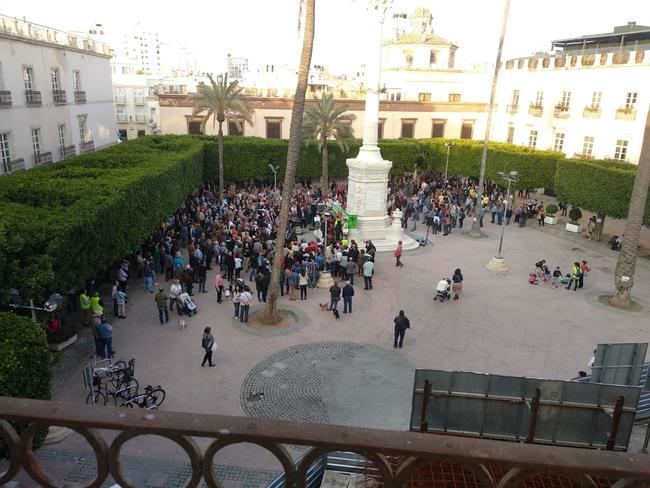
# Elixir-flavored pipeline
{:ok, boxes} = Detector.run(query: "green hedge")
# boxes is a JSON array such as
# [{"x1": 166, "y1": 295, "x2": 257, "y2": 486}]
[
  {"x1": 555, "y1": 159, "x2": 650, "y2": 225},
  {"x1": 0, "y1": 311, "x2": 51, "y2": 455},
  {"x1": 0, "y1": 136, "x2": 205, "y2": 301}
]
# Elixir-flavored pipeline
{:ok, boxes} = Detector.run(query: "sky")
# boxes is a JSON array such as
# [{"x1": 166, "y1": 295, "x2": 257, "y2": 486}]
[{"x1": 3, "y1": 0, "x2": 650, "y2": 73}]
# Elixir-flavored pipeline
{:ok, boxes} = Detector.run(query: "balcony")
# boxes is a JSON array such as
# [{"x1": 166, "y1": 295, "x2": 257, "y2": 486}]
[
  {"x1": 528, "y1": 104, "x2": 543, "y2": 117},
  {"x1": 506, "y1": 104, "x2": 519, "y2": 114},
  {"x1": 79, "y1": 140, "x2": 95, "y2": 153},
  {"x1": 115, "y1": 95, "x2": 126, "y2": 105},
  {"x1": 135, "y1": 113, "x2": 146, "y2": 123},
  {"x1": 583, "y1": 106, "x2": 602, "y2": 118},
  {"x1": 0, "y1": 396, "x2": 649, "y2": 487},
  {"x1": 25, "y1": 90, "x2": 42, "y2": 106},
  {"x1": 74, "y1": 90, "x2": 86, "y2": 104},
  {"x1": 2, "y1": 158, "x2": 25, "y2": 175},
  {"x1": 33, "y1": 151, "x2": 53, "y2": 165},
  {"x1": 573, "y1": 153, "x2": 595, "y2": 160},
  {"x1": 116, "y1": 113, "x2": 127, "y2": 123},
  {"x1": 616, "y1": 107, "x2": 637, "y2": 121},
  {"x1": 59, "y1": 144, "x2": 76, "y2": 159},
  {"x1": 553, "y1": 104, "x2": 570, "y2": 118},
  {"x1": 134, "y1": 95, "x2": 145, "y2": 105},
  {"x1": 0, "y1": 90, "x2": 12, "y2": 107},
  {"x1": 52, "y1": 89, "x2": 67, "y2": 105}
]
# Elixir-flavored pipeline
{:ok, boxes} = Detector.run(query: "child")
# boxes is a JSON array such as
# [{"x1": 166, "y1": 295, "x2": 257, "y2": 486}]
[
  {"x1": 551, "y1": 266, "x2": 562, "y2": 288},
  {"x1": 542, "y1": 265, "x2": 551, "y2": 283},
  {"x1": 561, "y1": 273, "x2": 571, "y2": 285},
  {"x1": 528, "y1": 273, "x2": 539, "y2": 285}
]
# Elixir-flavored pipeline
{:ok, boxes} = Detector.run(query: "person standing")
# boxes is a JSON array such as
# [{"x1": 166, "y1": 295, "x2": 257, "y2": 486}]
[
  {"x1": 299, "y1": 268, "x2": 309, "y2": 300},
  {"x1": 201, "y1": 327, "x2": 216, "y2": 367},
  {"x1": 394, "y1": 241, "x2": 404, "y2": 268},
  {"x1": 111, "y1": 281, "x2": 119, "y2": 317},
  {"x1": 239, "y1": 286, "x2": 253, "y2": 323},
  {"x1": 233, "y1": 287, "x2": 241, "y2": 320},
  {"x1": 169, "y1": 279, "x2": 182, "y2": 313},
  {"x1": 393, "y1": 310, "x2": 410, "y2": 349},
  {"x1": 345, "y1": 258, "x2": 357, "y2": 284},
  {"x1": 215, "y1": 272, "x2": 225, "y2": 303},
  {"x1": 567, "y1": 262, "x2": 581, "y2": 291},
  {"x1": 551, "y1": 266, "x2": 562, "y2": 288},
  {"x1": 97, "y1": 317, "x2": 114, "y2": 359},
  {"x1": 363, "y1": 258, "x2": 374, "y2": 290},
  {"x1": 579, "y1": 260, "x2": 590, "y2": 289},
  {"x1": 155, "y1": 288, "x2": 169, "y2": 325},
  {"x1": 80, "y1": 288, "x2": 91, "y2": 326},
  {"x1": 329, "y1": 281, "x2": 341, "y2": 311},
  {"x1": 452, "y1": 268, "x2": 463, "y2": 301},
  {"x1": 342, "y1": 282, "x2": 354, "y2": 314},
  {"x1": 307, "y1": 257, "x2": 319, "y2": 288},
  {"x1": 538, "y1": 206, "x2": 546, "y2": 226},
  {"x1": 198, "y1": 261, "x2": 207, "y2": 293},
  {"x1": 144, "y1": 259, "x2": 155, "y2": 293},
  {"x1": 115, "y1": 288, "x2": 127, "y2": 319}
]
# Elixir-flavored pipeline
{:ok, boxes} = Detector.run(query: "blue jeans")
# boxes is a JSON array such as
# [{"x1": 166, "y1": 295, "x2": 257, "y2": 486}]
[
  {"x1": 234, "y1": 302, "x2": 240, "y2": 318},
  {"x1": 158, "y1": 307, "x2": 169, "y2": 324},
  {"x1": 330, "y1": 298, "x2": 339, "y2": 311},
  {"x1": 343, "y1": 297, "x2": 352, "y2": 313},
  {"x1": 145, "y1": 276, "x2": 153, "y2": 292},
  {"x1": 101, "y1": 337, "x2": 113, "y2": 358}
]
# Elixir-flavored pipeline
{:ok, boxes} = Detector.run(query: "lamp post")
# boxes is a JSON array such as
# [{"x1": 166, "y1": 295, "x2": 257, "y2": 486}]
[
  {"x1": 487, "y1": 170, "x2": 518, "y2": 272},
  {"x1": 268, "y1": 164, "x2": 280, "y2": 190},
  {"x1": 317, "y1": 210, "x2": 334, "y2": 288},
  {"x1": 443, "y1": 141, "x2": 455, "y2": 183}
]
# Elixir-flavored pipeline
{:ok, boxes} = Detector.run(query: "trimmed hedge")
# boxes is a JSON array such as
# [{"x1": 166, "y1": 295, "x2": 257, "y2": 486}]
[
  {"x1": 555, "y1": 159, "x2": 650, "y2": 225},
  {"x1": 0, "y1": 311, "x2": 51, "y2": 455}
]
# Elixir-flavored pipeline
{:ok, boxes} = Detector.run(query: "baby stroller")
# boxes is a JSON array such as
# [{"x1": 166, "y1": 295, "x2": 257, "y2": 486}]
[
  {"x1": 177, "y1": 292, "x2": 197, "y2": 316},
  {"x1": 434, "y1": 278, "x2": 451, "y2": 301}
]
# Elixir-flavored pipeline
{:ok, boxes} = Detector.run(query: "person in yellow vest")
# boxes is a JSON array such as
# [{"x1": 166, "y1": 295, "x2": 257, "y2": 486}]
[
  {"x1": 89, "y1": 291, "x2": 104, "y2": 325},
  {"x1": 80, "y1": 289, "x2": 91, "y2": 326}
]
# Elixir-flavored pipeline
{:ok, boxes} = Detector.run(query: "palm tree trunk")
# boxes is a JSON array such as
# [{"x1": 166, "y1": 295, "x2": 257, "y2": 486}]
[
  {"x1": 218, "y1": 121, "x2": 225, "y2": 200},
  {"x1": 468, "y1": 0, "x2": 510, "y2": 236},
  {"x1": 262, "y1": 0, "x2": 316, "y2": 323},
  {"x1": 320, "y1": 139, "x2": 329, "y2": 195},
  {"x1": 610, "y1": 111, "x2": 650, "y2": 308}
]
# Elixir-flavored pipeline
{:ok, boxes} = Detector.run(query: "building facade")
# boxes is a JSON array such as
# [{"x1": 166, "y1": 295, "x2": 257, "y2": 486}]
[
  {"x1": 111, "y1": 72, "x2": 161, "y2": 140},
  {"x1": 494, "y1": 24, "x2": 650, "y2": 164},
  {"x1": 0, "y1": 14, "x2": 116, "y2": 174}
]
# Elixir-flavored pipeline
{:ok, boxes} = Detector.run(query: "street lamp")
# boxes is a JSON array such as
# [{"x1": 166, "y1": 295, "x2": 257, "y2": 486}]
[
  {"x1": 268, "y1": 164, "x2": 280, "y2": 190},
  {"x1": 487, "y1": 170, "x2": 518, "y2": 272},
  {"x1": 443, "y1": 141, "x2": 455, "y2": 182}
]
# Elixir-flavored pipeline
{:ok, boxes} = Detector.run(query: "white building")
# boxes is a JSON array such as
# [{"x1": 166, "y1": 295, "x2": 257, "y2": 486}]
[
  {"x1": 111, "y1": 72, "x2": 161, "y2": 140},
  {"x1": 494, "y1": 23, "x2": 650, "y2": 164},
  {"x1": 0, "y1": 14, "x2": 116, "y2": 174}
]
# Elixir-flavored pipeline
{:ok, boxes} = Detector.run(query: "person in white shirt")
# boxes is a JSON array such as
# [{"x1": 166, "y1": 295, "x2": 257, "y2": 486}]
[
  {"x1": 239, "y1": 286, "x2": 253, "y2": 322},
  {"x1": 169, "y1": 279, "x2": 182, "y2": 313}
]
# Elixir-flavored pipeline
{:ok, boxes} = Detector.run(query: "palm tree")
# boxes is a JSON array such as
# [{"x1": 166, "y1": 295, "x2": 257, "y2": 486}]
[
  {"x1": 610, "y1": 112, "x2": 650, "y2": 308},
  {"x1": 303, "y1": 91, "x2": 356, "y2": 193},
  {"x1": 262, "y1": 0, "x2": 316, "y2": 324},
  {"x1": 190, "y1": 74, "x2": 253, "y2": 200}
]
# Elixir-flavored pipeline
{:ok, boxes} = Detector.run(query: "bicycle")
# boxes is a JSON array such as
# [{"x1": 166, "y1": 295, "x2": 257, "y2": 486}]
[
  {"x1": 121, "y1": 385, "x2": 166, "y2": 410},
  {"x1": 86, "y1": 374, "x2": 110, "y2": 405}
]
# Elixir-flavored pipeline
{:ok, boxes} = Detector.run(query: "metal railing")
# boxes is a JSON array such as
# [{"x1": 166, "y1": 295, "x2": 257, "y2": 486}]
[
  {"x1": 59, "y1": 145, "x2": 76, "y2": 159},
  {"x1": 616, "y1": 107, "x2": 637, "y2": 121},
  {"x1": 135, "y1": 114, "x2": 146, "y2": 123},
  {"x1": 33, "y1": 151, "x2": 52, "y2": 165},
  {"x1": 74, "y1": 90, "x2": 86, "y2": 104},
  {"x1": 115, "y1": 95, "x2": 126, "y2": 105},
  {"x1": 528, "y1": 104, "x2": 543, "y2": 116},
  {"x1": 116, "y1": 114, "x2": 127, "y2": 123},
  {"x1": 79, "y1": 140, "x2": 94, "y2": 153},
  {"x1": 25, "y1": 90, "x2": 42, "y2": 106},
  {"x1": 583, "y1": 106, "x2": 602, "y2": 118},
  {"x1": 0, "y1": 397, "x2": 648, "y2": 488},
  {"x1": 553, "y1": 104, "x2": 570, "y2": 117},
  {"x1": 0, "y1": 14, "x2": 111, "y2": 56},
  {"x1": 52, "y1": 89, "x2": 66, "y2": 105},
  {"x1": 0, "y1": 90, "x2": 11, "y2": 107},
  {"x1": 506, "y1": 104, "x2": 518, "y2": 114},
  {"x1": 134, "y1": 95, "x2": 145, "y2": 105}
]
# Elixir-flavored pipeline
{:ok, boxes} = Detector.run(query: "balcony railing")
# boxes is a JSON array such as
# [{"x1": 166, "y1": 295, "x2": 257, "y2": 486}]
[
  {"x1": 74, "y1": 90, "x2": 86, "y2": 103},
  {"x1": 528, "y1": 104, "x2": 543, "y2": 116},
  {"x1": 25, "y1": 90, "x2": 42, "y2": 106},
  {"x1": 116, "y1": 113, "x2": 127, "y2": 123},
  {"x1": 59, "y1": 144, "x2": 76, "y2": 159},
  {"x1": 573, "y1": 153, "x2": 595, "y2": 160},
  {"x1": 115, "y1": 95, "x2": 125, "y2": 105},
  {"x1": 79, "y1": 140, "x2": 94, "y2": 153},
  {"x1": 0, "y1": 90, "x2": 12, "y2": 107},
  {"x1": 52, "y1": 89, "x2": 66, "y2": 105},
  {"x1": 583, "y1": 106, "x2": 602, "y2": 118},
  {"x1": 0, "y1": 397, "x2": 649, "y2": 488},
  {"x1": 135, "y1": 113, "x2": 146, "y2": 123},
  {"x1": 33, "y1": 151, "x2": 53, "y2": 165},
  {"x1": 616, "y1": 107, "x2": 637, "y2": 120},
  {"x1": 506, "y1": 104, "x2": 519, "y2": 114},
  {"x1": 10, "y1": 158, "x2": 25, "y2": 172},
  {"x1": 134, "y1": 95, "x2": 145, "y2": 105},
  {"x1": 553, "y1": 104, "x2": 570, "y2": 117}
]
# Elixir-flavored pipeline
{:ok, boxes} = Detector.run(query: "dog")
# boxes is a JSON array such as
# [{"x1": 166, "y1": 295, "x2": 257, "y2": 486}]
[
  {"x1": 332, "y1": 309, "x2": 340, "y2": 320},
  {"x1": 319, "y1": 303, "x2": 329, "y2": 311},
  {"x1": 178, "y1": 318, "x2": 187, "y2": 330}
]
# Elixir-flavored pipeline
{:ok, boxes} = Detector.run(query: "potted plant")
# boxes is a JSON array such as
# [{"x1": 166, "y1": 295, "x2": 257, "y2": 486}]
[
  {"x1": 566, "y1": 207, "x2": 582, "y2": 233},
  {"x1": 544, "y1": 204, "x2": 558, "y2": 225}
]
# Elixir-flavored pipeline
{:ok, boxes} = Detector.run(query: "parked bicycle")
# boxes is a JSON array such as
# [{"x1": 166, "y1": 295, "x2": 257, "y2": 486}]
[{"x1": 120, "y1": 385, "x2": 166, "y2": 410}]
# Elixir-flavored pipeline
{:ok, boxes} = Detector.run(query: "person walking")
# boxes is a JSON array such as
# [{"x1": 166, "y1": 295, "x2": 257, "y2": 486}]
[
  {"x1": 329, "y1": 281, "x2": 341, "y2": 311},
  {"x1": 363, "y1": 258, "x2": 374, "y2": 290},
  {"x1": 579, "y1": 260, "x2": 590, "y2": 289},
  {"x1": 299, "y1": 268, "x2": 309, "y2": 300},
  {"x1": 239, "y1": 286, "x2": 253, "y2": 323},
  {"x1": 342, "y1": 282, "x2": 354, "y2": 314},
  {"x1": 170, "y1": 279, "x2": 182, "y2": 313},
  {"x1": 394, "y1": 241, "x2": 404, "y2": 267},
  {"x1": 452, "y1": 268, "x2": 464, "y2": 301},
  {"x1": 115, "y1": 288, "x2": 127, "y2": 319},
  {"x1": 551, "y1": 266, "x2": 562, "y2": 288},
  {"x1": 201, "y1": 327, "x2": 216, "y2": 367},
  {"x1": 567, "y1": 262, "x2": 581, "y2": 291},
  {"x1": 393, "y1": 310, "x2": 410, "y2": 349},
  {"x1": 155, "y1": 288, "x2": 169, "y2": 325},
  {"x1": 215, "y1": 272, "x2": 225, "y2": 303},
  {"x1": 97, "y1": 317, "x2": 114, "y2": 359}
]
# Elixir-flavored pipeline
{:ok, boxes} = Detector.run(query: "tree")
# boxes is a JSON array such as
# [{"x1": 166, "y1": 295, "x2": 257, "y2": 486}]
[
  {"x1": 303, "y1": 91, "x2": 355, "y2": 192},
  {"x1": 191, "y1": 74, "x2": 253, "y2": 199},
  {"x1": 262, "y1": 0, "x2": 316, "y2": 323},
  {"x1": 610, "y1": 112, "x2": 650, "y2": 309}
]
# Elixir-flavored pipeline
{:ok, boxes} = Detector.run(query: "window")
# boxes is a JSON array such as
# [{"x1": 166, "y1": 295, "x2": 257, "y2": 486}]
[
  {"x1": 31, "y1": 128, "x2": 42, "y2": 155},
  {"x1": 405, "y1": 54, "x2": 413, "y2": 67},
  {"x1": 625, "y1": 91, "x2": 637, "y2": 110},
  {"x1": 614, "y1": 139, "x2": 628, "y2": 161},
  {"x1": 449, "y1": 93, "x2": 461, "y2": 102},
  {"x1": 377, "y1": 120, "x2": 385, "y2": 139},
  {"x1": 388, "y1": 89, "x2": 401, "y2": 101},
  {"x1": 400, "y1": 120, "x2": 415, "y2": 138},
  {"x1": 23, "y1": 66, "x2": 34, "y2": 90},
  {"x1": 553, "y1": 131, "x2": 565, "y2": 152},
  {"x1": 50, "y1": 68, "x2": 60, "y2": 90},
  {"x1": 429, "y1": 49, "x2": 437, "y2": 66},
  {"x1": 582, "y1": 136, "x2": 594, "y2": 157},
  {"x1": 460, "y1": 121, "x2": 474, "y2": 139},
  {"x1": 534, "y1": 91, "x2": 544, "y2": 106},
  {"x1": 137, "y1": 130, "x2": 146, "y2": 137},
  {"x1": 560, "y1": 90, "x2": 571, "y2": 108},
  {"x1": 506, "y1": 126, "x2": 515, "y2": 144},
  {"x1": 0, "y1": 132, "x2": 11, "y2": 173},
  {"x1": 267, "y1": 88, "x2": 278, "y2": 97},
  {"x1": 511, "y1": 89, "x2": 520, "y2": 106},
  {"x1": 528, "y1": 130, "x2": 538, "y2": 148},
  {"x1": 78, "y1": 115, "x2": 88, "y2": 143},
  {"x1": 431, "y1": 120, "x2": 445, "y2": 138},
  {"x1": 418, "y1": 93, "x2": 431, "y2": 102},
  {"x1": 266, "y1": 119, "x2": 282, "y2": 139},
  {"x1": 591, "y1": 91, "x2": 602, "y2": 109},
  {"x1": 228, "y1": 120, "x2": 243, "y2": 136},
  {"x1": 58, "y1": 124, "x2": 65, "y2": 153},
  {"x1": 73, "y1": 71, "x2": 81, "y2": 91}
]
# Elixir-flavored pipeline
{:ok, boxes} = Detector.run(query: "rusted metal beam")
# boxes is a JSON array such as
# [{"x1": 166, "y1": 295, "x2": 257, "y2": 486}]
[
  {"x1": 607, "y1": 396, "x2": 625, "y2": 451},
  {"x1": 419, "y1": 379, "x2": 431, "y2": 433},
  {"x1": 526, "y1": 388, "x2": 541, "y2": 443}
]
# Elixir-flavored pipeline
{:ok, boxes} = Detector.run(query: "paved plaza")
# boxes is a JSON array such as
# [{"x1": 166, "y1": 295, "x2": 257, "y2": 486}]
[{"x1": 11, "y1": 212, "x2": 650, "y2": 487}]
